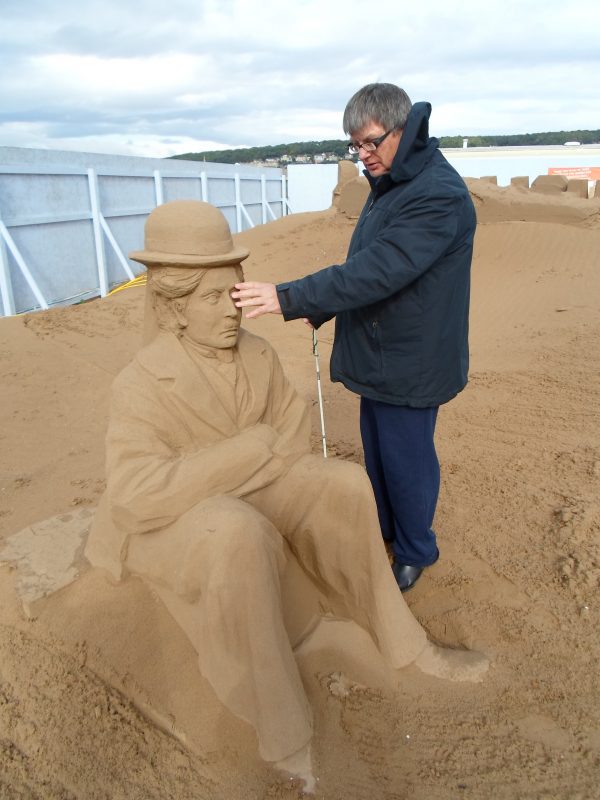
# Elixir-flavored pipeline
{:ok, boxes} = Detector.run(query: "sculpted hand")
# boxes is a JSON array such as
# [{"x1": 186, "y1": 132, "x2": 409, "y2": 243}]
[
  {"x1": 247, "y1": 423, "x2": 289, "y2": 482},
  {"x1": 231, "y1": 282, "x2": 281, "y2": 319},
  {"x1": 248, "y1": 423, "x2": 279, "y2": 449}
]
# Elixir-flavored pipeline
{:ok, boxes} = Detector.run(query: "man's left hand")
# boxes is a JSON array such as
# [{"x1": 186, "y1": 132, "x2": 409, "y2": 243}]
[{"x1": 232, "y1": 282, "x2": 282, "y2": 319}]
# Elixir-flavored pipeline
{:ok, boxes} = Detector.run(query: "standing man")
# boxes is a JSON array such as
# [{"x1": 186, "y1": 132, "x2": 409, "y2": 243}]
[{"x1": 232, "y1": 83, "x2": 476, "y2": 592}]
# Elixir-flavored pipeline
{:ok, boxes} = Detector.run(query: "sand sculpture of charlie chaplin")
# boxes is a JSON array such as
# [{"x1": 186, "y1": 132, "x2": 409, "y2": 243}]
[{"x1": 85, "y1": 199, "x2": 487, "y2": 791}]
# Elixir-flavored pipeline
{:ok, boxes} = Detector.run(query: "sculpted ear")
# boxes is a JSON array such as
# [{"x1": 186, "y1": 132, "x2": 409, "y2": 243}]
[
  {"x1": 172, "y1": 300, "x2": 189, "y2": 330},
  {"x1": 152, "y1": 293, "x2": 188, "y2": 333}
]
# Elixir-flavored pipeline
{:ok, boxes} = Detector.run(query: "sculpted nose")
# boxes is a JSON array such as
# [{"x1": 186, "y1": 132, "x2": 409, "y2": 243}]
[{"x1": 224, "y1": 292, "x2": 239, "y2": 316}]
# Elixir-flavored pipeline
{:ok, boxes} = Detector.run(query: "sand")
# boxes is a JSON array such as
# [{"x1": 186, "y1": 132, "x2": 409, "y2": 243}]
[{"x1": 1, "y1": 180, "x2": 600, "y2": 799}]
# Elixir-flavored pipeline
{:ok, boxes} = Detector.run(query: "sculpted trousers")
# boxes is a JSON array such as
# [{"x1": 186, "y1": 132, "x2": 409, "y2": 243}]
[{"x1": 126, "y1": 454, "x2": 427, "y2": 762}]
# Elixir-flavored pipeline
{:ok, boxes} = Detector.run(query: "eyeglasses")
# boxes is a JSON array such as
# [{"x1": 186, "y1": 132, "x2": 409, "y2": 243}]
[{"x1": 347, "y1": 129, "x2": 394, "y2": 155}]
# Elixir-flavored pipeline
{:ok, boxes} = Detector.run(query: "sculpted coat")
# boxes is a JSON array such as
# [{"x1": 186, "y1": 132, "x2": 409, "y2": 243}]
[
  {"x1": 86, "y1": 327, "x2": 311, "y2": 578},
  {"x1": 85, "y1": 324, "x2": 430, "y2": 762}
]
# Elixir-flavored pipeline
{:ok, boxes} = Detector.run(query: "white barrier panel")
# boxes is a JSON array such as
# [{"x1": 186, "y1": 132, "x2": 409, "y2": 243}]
[
  {"x1": 287, "y1": 164, "x2": 339, "y2": 213},
  {"x1": 0, "y1": 147, "x2": 286, "y2": 316},
  {"x1": 5, "y1": 144, "x2": 597, "y2": 317}
]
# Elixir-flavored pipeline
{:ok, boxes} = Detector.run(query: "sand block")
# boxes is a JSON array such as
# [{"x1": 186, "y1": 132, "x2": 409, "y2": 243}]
[
  {"x1": 531, "y1": 174, "x2": 568, "y2": 194},
  {"x1": 466, "y1": 177, "x2": 600, "y2": 225},
  {"x1": 0, "y1": 507, "x2": 94, "y2": 616},
  {"x1": 566, "y1": 179, "x2": 589, "y2": 199},
  {"x1": 336, "y1": 176, "x2": 370, "y2": 218},
  {"x1": 480, "y1": 176, "x2": 498, "y2": 185},
  {"x1": 331, "y1": 160, "x2": 359, "y2": 206},
  {"x1": 511, "y1": 176, "x2": 530, "y2": 189}
]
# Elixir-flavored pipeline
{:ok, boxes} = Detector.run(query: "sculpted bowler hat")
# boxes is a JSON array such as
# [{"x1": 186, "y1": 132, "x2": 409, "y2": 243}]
[{"x1": 129, "y1": 199, "x2": 250, "y2": 268}]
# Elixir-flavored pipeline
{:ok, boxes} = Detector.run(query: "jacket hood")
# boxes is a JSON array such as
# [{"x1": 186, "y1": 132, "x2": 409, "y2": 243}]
[{"x1": 366, "y1": 101, "x2": 439, "y2": 189}]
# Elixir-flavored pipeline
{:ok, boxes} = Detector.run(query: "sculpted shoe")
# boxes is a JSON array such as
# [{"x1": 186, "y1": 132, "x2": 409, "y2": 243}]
[{"x1": 392, "y1": 561, "x2": 424, "y2": 592}]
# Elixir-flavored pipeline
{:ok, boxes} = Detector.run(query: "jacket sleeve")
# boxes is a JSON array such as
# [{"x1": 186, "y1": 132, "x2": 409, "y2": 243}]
[
  {"x1": 105, "y1": 371, "x2": 289, "y2": 535},
  {"x1": 260, "y1": 344, "x2": 312, "y2": 465},
  {"x1": 276, "y1": 189, "x2": 464, "y2": 320}
]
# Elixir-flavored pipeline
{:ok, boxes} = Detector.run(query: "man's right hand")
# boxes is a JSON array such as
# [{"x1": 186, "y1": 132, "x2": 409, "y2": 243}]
[{"x1": 232, "y1": 282, "x2": 282, "y2": 319}]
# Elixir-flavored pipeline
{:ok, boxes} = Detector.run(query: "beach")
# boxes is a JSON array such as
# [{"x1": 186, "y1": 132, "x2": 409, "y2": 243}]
[{"x1": 1, "y1": 179, "x2": 599, "y2": 799}]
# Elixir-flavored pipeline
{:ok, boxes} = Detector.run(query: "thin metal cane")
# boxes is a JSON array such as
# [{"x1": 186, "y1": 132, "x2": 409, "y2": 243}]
[{"x1": 312, "y1": 329, "x2": 327, "y2": 458}]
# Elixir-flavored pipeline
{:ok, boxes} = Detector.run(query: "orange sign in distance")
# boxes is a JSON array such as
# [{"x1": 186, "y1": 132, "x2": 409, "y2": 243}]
[{"x1": 548, "y1": 167, "x2": 600, "y2": 180}]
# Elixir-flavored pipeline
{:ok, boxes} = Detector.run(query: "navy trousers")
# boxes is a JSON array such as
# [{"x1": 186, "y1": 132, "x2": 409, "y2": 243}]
[{"x1": 359, "y1": 397, "x2": 440, "y2": 567}]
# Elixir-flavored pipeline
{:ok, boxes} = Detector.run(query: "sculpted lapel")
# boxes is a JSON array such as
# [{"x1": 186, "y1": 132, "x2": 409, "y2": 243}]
[{"x1": 136, "y1": 330, "x2": 272, "y2": 440}]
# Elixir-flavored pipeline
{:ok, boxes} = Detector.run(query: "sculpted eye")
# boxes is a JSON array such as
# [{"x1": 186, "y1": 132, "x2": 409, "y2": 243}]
[{"x1": 202, "y1": 292, "x2": 220, "y2": 304}]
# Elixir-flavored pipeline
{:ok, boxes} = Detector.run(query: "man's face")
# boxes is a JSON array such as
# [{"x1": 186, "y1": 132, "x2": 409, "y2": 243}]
[
  {"x1": 183, "y1": 265, "x2": 243, "y2": 349},
  {"x1": 350, "y1": 122, "x2": 402, "y2": 177}
]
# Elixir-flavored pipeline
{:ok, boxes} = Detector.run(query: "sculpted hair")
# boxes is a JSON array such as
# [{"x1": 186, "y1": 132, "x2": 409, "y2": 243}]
[
  {"x1": 150, "y1": 267, "x2": 207, "y2": 333},
  {"x1": 149, "y1": 267, "x2": 207, "y2": 300},
  {"x1": 343, "y1": 83, "x2": 412, "y2": 136}
]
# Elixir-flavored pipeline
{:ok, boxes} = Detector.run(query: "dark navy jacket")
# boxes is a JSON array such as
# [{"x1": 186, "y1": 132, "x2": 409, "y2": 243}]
[{"x1": 277, "y1": 102, "x2": 476, "y2": 407}]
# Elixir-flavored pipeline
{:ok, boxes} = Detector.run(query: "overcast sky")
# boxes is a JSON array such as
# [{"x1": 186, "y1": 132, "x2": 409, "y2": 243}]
[{"x1": 1, "y1": 0, "x2": 598, "y2": 158}]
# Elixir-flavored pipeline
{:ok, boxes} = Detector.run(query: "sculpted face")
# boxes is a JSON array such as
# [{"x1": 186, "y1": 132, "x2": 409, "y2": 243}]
[{"x1": 182, "y1": 265, "x2": 243, "y2": 349}]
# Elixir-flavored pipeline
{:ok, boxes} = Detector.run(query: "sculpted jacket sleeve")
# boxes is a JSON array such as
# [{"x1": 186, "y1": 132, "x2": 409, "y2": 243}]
[
  {"x1": 104, "y1": 356, "x2": 308, "y2": 535},
  {"x1": 260, "y1": 344, "x2": 312, "y2": 465}
]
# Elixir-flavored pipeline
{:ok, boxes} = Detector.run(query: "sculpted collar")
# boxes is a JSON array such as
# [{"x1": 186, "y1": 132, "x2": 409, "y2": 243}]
[{"x1": 181, "y1": 335, "x2": 235, "y2": 363}]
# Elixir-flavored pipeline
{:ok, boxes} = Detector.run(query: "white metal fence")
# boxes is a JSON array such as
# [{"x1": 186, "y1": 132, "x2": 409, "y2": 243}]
[
  {"x1": 5, "y1": 143, "x2": 599, "y2": 318},
  {"x1": 0, "y1": 149, "x2": 290, "y2": 317}
]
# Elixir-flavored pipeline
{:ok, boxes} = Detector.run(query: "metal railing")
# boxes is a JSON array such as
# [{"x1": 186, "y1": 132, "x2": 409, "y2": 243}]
[{"x1": 0, "y1": 162, "x2": 290, "y2": 316}]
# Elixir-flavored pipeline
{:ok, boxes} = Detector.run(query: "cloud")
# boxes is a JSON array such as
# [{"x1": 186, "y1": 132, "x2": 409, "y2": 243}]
[{"x1": 0, "y1": 0, "x2": 599, "y2": 156}]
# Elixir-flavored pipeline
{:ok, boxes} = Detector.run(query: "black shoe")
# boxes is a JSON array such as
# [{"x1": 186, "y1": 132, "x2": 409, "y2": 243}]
[{"x1": 392, "y1": 561, "x2": 424, "y2": 592}]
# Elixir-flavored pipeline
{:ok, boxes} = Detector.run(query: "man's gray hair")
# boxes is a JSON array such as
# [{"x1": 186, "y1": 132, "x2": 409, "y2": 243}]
[{"x1": 343, "y1": 83, "x2": 412, "y2": 136}]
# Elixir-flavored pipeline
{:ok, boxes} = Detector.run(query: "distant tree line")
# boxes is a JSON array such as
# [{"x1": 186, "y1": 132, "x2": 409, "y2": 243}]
[
  {"x1": 438, "y1": 130, "x2": 600, "y2": 147},
  {"x1": 170, "y1": 130, "x2": 600, "y2": 165},
  {"x1": 171, "y1": 139, "x2": 350, "y2": 164}
]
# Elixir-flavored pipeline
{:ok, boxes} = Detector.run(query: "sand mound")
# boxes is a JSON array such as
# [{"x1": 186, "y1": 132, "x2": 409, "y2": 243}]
[
  {"x1": 1, "y1": 186, "x2": 600, "y2": 798},
  {"x1": 467, "y1": 177, "x2": 600, "y2": 227}
]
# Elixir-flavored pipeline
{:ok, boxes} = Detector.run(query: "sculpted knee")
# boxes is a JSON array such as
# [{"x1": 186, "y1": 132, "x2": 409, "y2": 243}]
[
  {"x1": 313, "y1": 458, "x2": 372, "y2": 505},
  {"x1": 176, "y1": 498, "x2": 284, "y2": 601},
  {"x1": 223, "y1": 507, "x2": 284, "y2": 568}
]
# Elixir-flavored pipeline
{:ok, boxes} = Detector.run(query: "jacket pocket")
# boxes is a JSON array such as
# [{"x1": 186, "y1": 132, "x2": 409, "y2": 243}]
[{"x1": 370, "y1": 319, "x2": 384, "y2": 375}]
